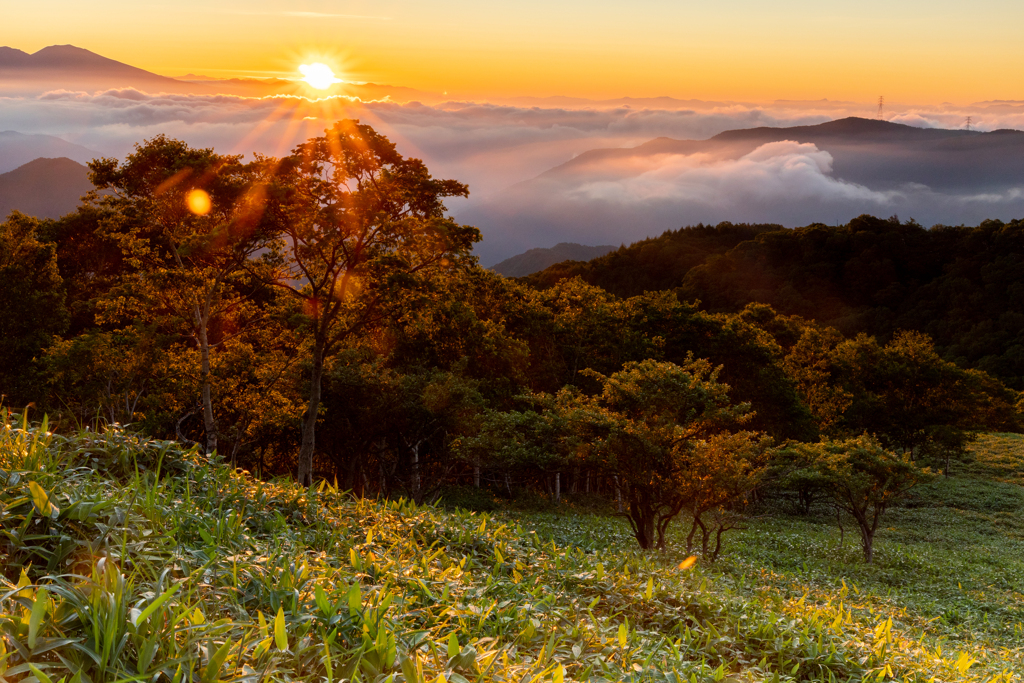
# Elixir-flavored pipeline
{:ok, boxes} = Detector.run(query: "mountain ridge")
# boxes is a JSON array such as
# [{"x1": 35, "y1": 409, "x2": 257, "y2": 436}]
[
  {"x1": 0, "y1": 157, "x2": 92, "y2": 220},
  {"x1": 490, "y1": 242, "x2": 617, "y2": 276},
  {"x1": 534, "y1": 116, "x2": 1024, "y2": 192},
  {"x1": 0, "y1": 131, "x2": 102, "y2": 173}
]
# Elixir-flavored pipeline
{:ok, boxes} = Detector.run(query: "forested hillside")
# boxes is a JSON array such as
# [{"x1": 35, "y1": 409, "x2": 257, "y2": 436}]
[
  {"x1": 526, "y1": 216, "x2": 1024, "y2": 389},
  {"x1": 0, "y1": 121, "x2": 1020, "y2": 566}
]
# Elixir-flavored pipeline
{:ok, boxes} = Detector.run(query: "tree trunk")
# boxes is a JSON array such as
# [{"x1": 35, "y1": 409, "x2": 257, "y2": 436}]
[
  {"x1": 686, "y1": 516, "x2": 699, "y2": 555},
  {"x1": 410, "y1": 440, "x2": 422, "y2": 503},
  {"x1": 614, "y1": 476, "x2": 623, "y2": 513},
  {"x1": 197, "y1": 309, "x2": 217, "y2": 456},
  {"x1": 554, "y1": 472, "x2": 561, "y2": 503},
  {"x1": 630, "y1": 509, "x2": 655, "y2": 549},
  {"x1": 474, "y1": 460, "x2": 481, "y2": 488},
  {"x1": 710, "y1": 522, "x2": 728, "y2": 563},
  {"x1": 297, "y1": 344, "x2": 325, "y2": 487},
  {"x1": 861, "y1": 528, "x2": 874, "y2": 563}
]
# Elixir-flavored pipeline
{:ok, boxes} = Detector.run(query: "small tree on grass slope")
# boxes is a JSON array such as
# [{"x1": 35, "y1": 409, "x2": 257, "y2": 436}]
[
  {"x1": 574, "y1": 358, "x2": 767, "y2": 551},
  {"x1": 783, "y1": 435, "x2": 932, "y2": 563}
]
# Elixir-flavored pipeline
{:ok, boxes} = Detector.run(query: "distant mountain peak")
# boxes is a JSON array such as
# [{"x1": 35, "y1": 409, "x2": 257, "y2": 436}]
[
  {"x1": 0, "y1": 156, "x2": 93, "y2": 220},
  {"x1": 490, "y1": 242, "x2": 617, "y2": 276}
]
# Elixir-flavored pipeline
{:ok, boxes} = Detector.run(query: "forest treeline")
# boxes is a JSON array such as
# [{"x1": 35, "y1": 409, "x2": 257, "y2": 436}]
[
  {"x1": 525, "y1": 217, "x2": 1024, "y2": 390},
  {"x1": 1, "y1": 121, "x2": 1021, "y2": 558}
]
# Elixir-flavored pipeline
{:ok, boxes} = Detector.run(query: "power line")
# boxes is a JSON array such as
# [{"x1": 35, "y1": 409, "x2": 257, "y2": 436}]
[{"x1": 964, "y1": 116, "x2": 973, "y2": 131}]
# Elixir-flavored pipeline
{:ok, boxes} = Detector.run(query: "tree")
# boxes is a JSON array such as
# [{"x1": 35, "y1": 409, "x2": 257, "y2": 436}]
[
  {"x1": 0, "y1": 213, "x2": 69, "y2": 407},
  {"x1": 783, "y1": 327, "x2": 1019, "y2": 473},
  {"x1": 455, "y1": 393, "x2": 579, "y2": 500},
  {"x1": 569, "y1": 358, "x2": 762, "y2": 550},
  {"x1": 678, "y1": 430, "x2": 773, "y2": 560},
  {"x1": 87, "y1": 136, "x2": 281, "y2": 453},
  {"x1": 783, "y1": 436, "x2": 931, "y2": 563},
  {"x1": 271, "y1": 120, "x2": 479, "y2": 485}
]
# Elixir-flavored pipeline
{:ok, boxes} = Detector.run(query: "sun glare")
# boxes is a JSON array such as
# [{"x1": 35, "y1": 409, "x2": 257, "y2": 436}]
[
  {"x1": 186, "y1": 189, "x2": 211, "y2": 215},
  {"x1": 299, "y1": 63, "x2": 342, "y2": 90}
]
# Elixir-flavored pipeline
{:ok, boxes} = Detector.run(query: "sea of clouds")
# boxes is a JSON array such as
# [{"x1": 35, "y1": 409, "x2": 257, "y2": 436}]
[{"x1": 3, "y1": 88, "x2": 1024, "y2": 263}]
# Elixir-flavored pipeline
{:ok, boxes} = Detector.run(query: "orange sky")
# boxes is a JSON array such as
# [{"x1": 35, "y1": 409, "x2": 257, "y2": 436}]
[{"x1": 5, "y1": 0, "x2": 1024, "y2": 103}]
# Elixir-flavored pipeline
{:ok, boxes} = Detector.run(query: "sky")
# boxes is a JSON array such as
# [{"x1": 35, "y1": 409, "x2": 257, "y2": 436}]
[
  {"x1": 4, "y1": 0, "x2": 1024, "y2": 102},
  {"x1": 4, "y1": 0, "x2": 1024, "y2": 263}
]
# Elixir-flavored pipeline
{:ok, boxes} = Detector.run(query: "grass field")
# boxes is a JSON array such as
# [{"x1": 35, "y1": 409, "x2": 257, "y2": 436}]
[
  {"x1": 1, "y1": 415, "x2": 1021, "y2": 682},
  {"x1": 479, "y1": 433, "x2": 1024, "y2": 680}
]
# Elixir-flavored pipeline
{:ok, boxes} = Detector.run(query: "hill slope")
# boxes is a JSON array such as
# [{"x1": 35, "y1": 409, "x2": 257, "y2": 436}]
[
  {"x1": 1, "y1": 417, "x2": 1020, "y2": 680},
  {"x1": 527, "y1": 215, "x2": 1024, "y2": 389},
  {"x1": 491, "y1": 242, "x2": 617, "y2": 276},
  {"x1": 0, "y1": 157, "x2": 92, "y2": 220},
  {"x1": 0, "y1": 131, "x2": 101, "y2": 173}
]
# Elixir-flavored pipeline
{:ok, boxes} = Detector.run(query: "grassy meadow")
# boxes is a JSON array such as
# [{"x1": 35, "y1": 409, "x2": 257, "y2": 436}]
[{"x1": 1, "y1": 415, "x2": 1022, "y2": 682}]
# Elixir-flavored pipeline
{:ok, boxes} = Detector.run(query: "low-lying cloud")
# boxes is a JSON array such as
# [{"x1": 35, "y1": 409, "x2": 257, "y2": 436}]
[
  {"x1": 2, "y1": 87, "x2": 1024, "y2": 264},
  {"x1": 571, "y1": 142, "x2": 892, "y2": 205}
]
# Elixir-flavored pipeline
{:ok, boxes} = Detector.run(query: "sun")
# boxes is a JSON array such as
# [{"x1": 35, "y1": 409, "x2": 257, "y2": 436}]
[{"x1": 299, "y1": 63, "x2": 342, "y2": 90}]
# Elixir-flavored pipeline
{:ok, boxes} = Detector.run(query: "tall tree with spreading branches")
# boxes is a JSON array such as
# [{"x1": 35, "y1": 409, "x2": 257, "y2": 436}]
[{"x1": 272, "y1": 120, "x2": 479, "y2": 485}]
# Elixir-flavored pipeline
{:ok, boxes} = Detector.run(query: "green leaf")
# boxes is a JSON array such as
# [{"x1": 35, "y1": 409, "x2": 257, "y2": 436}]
[
  {"x1": 552, "y1": 664, "x2": 564, "y2": 683},
  {"x1": 274, "y1": 606, "x2": 287, "y2": 651},
  {"x1": 447, "y1": 632, "x2": 460, "y2": 659},
  {"x1": 27, "y1": 663, "x2": 54, "y2": 683},
  {"x1": 28, "y1": 481, "x2": 59, "y2": 519},
  {"x1": 132, "y1": 582, "x2": 180, "y2": 628},
  {"x1": 202, "y1": 639, "x2": 233, "y2": 683},
  {"x1": 323, "y1": 642, "x2": 334, "y2": 683},
  {"x1": 27, "y1": 587, "x2": 47, "y2": 650},
  {"x1": 314, "y1": 584, "x2": 333, "y2": 617},
  {"x1": 400, "y1": 654, "x2": 421, "y2": 683},
  {"x1": 618, "y1": 623, "x2": 627, "y2": 649},
  {"x1": 347, "y1": 583, "x2": 362, "y2": 617},
  {"x1": 257, "y1": 610, "x2": 268, "y2": 640},
  {"x1": 644, "y1": 577, "x2": 653, "y2": 600}
]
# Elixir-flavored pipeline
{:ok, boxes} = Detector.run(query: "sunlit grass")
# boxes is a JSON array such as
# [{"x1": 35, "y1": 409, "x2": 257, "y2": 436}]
[{"x1": 1, "y1": 415, "x2": 1020, "y2": 681}]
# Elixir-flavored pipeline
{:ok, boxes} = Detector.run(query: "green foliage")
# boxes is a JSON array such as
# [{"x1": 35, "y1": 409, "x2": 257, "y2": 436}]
[
  {"x1": 777, "y1": 435, "x2": 933, "y2": 562},
  {"x1": 567, "y1": 359, "x2": 769, "y2": 552},
  {"x1": 528, "y1": 214, "x2": 1024, "y2": 391},
  {"x1": 784, "y1": 327, "x2": 1018, "y2": 462},
  {"x1": 3, "y1": 417, "x2": 1018, "y2": 682},
  {"x1": 271, "y1": 119, "x2": 480, "y2": 485},
  {"x1": 0, "y1": 212, "x2": 69, "y2": 405},
  {"x1": 523, "y1": 222, "x2": 781, "y2": 295}
]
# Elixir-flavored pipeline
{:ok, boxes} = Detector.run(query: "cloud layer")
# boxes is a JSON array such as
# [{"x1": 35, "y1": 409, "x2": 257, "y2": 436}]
[{"x1": 3, "y1": 87, "x2": 1024, "y2": 263}]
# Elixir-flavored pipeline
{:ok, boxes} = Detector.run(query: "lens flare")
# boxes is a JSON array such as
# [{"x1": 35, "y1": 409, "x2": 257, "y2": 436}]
[
  {"x1": 187, "y1": 189, "x2": 212, "y2": 215},
  {"x1": 299, "y1": 63, "x2": 342, "y2": 90}
]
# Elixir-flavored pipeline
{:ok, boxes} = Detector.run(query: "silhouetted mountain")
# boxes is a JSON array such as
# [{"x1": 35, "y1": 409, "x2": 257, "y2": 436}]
[
  {"x1": 0, "y1": 44, "x2": 216, "y2": 94},
  {"x1": 542, "y1": 117, "x2": 1024, "y2": 192},
  {"x1": 491, "y1": 243, "x2": 617, "y2": 277},
  {"x1": 0, "y1": 131, "x2": 101, "y2": 173},
  {"x1": 0, "y1": 157, "x2": 92, "y2": 220},
  {"x1": 0, "y1": 44, "x2": 445, "y2": 101}
]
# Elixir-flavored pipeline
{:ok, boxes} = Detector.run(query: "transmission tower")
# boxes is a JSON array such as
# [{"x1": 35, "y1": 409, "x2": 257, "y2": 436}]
[
  {"x1": 964, "y1": 116, "x2": 973, "y2": 131},
  {"x1": 877, "y1": 96, "x2": 884, "y2": 120}
]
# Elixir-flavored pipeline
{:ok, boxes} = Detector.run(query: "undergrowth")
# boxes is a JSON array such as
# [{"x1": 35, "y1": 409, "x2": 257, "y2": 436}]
[{"x1": 1, "y1": 414, "x2": 1019, "y2": 682}]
